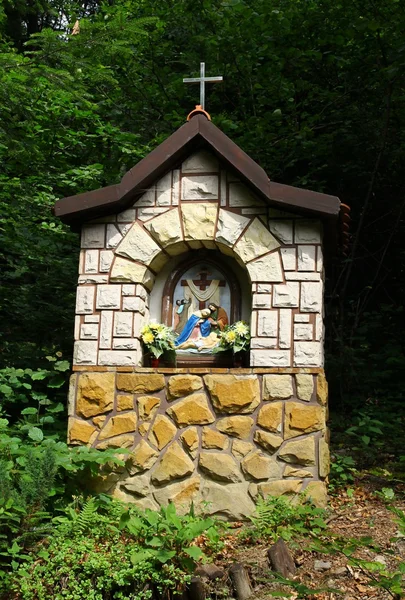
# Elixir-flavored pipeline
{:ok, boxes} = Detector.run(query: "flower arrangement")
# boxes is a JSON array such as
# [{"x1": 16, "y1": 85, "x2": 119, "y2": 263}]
[
  {"x1": 140, "y1": 322, "x2": 176, "y2": 358},
  {"x1": 216, "y1": 321, "x2": 251, "y2": 354}
]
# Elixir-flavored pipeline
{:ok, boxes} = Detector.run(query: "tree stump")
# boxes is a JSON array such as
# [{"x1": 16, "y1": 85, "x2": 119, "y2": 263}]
[
  {"x1": 228, "y1": 563, "x2": 252, "y2": 600},
  {"x1": 186, "y1": 576, "x2": 206, "y2": 600},
  {"x1": 267, "y1": 538, "x2": 296, "y2": 579}
]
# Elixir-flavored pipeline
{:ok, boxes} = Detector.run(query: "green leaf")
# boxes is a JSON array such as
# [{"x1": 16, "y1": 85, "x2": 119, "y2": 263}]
[
  {"x1": 131, "y1": 550, "x2": 152, "y2": 564},
  {"x1": 184, "y1": 546, "x2": 203, "y2": 560},
  {"x1": 28, "y1": 427, "x2": 43, "y2": 442},
  {"x1": 21, "y1": 407, "x2": 37, "y2": 415},
  {"x1": 156, "y1": 550, "x2": 176, "y2": 563}
]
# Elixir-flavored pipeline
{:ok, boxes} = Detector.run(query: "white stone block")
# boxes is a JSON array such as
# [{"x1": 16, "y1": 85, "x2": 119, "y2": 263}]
[
  {"x1": 315, "y1": 314, "x2": 323, "y2": 341},
  {"x1": 273, "y1": 283, "x2": 299, "y2": 308},
  {"x1": 106, "y1": 224, "x2": 123, "y2": 248},
  {"x1": 135, "y1": 186, "x2": 155, "y2": 207},
  {"x1": 84, "y1": 315, "x2": 100, "y2": 323},
  {"x1": 74, "y1": 316, "x2": 81, "y2": 340},
  {"x1": 118, "y1": 223, "x2": 132, "y2": 236},
  {"x1": 73, "y1": 341, "x2": 97, "y2": 365},
  {"x1": 99, "y1": 311, "x2": 113, "y2": 349},
  {"x1": 250, "y1": 338, "x2": 277, "y2": 349},
  {"x1": 181, "y1": 151, "x2": 218, "y2": 173},
  {"x1": 216, "y1": 209, "x2": 250, "y2": 247},
  {"x1": 80, "y1": 323, "x2": 98, "y2": 340},
  {"x1": 250, "y1": 350, "x2": 291, "y2": 367},
  {"x1": 156, "y1": 173, "x2": 172, "y2": 206},
  {"x1": 114, "y1": 312, "x2": 133, "y2": 337},
  {"x1": 172, "y1": 169, "x2": 180, "y2": 206},
  {"x1": 182, "y1": 203, "x2": 217, "y2": 241},
  {"x1": 293, "y1": 342, "x2": 323, "y2": 367},
  {"x1": 316, "y1": 246, "x2": 323, "y2": 272},
  {"x1": 110, "y1": 258, "x2": 155, "y2": 290},
  {"x1": 136, "y1": 285, "x2": 148, "y2": 301},
  {"x1": 117, "y1": 208, "x2": 136, "y2": 222},
  {"x1": 81, "y1": 224, "x2": 105, "y2": 249},
  {"x1": 294, "y1": 314, "x2": 309, "y2": 323},
  {"x1": 280, "y1": 247, "x2": 296, "y2": 271},
  {"x1": 279, "y1": 309, "x2": 292, "y2": 349},
  {"x1": 181, "y1": 175, "x2": 218, "y2": 200},
  {"x1": 84, "y1": 250, "x2": 99, "y2": 273},
  {"x1": 252, "y1": 294, "x2": 271, "y2": 309},
  {"x1": 100, "y1": 250, "x2": 114, "y2": 272},
  {"x1": 257, "y1": 283, "x2": 272, "y2": 293},
  {"x1": 122, "y1": 296, "x2": 145, "y2": 313},
  {"x1": 247, "y1": 252, "x2": 283, "y2": 283},
  {"x1": 241, "y1": 208, "x2": 266, "y2": 214},
  {"x1": 137, "y1": 207, "x2": 170, "y2": 222},
  {"x1": 285, "y1": 272, "x2": 321, "y2": 281},
  {"x1": 145, "y1": 208, "x2": 183, "y2": 247},
  {"x1": 96, "y1": 285, "x2": 121, "y2": 310},
  {"x1": 78, "y1": 275, "x2": 108, "y2": 284},
  {"x1": 295, "y1": 220, "x2": 321, "y2": 243},
  {"x1": 300, "y1": 282, "x2": 323, "y2": 313},
  {"x1": 122, "y1": 284, "x2": 136, "y2": 296},
  {"x1": 298, "y1": 245, "x2": 316, "y2": 271},
  {"x1": 257, "y1": 311, "x2": 278, "y2": 337},
  {"x1": 112, "y1": 338, "x2": 140, "y2": 350},
  {"x1": 98, "y1": 350, "x2": 138, "y2": 366},
  {"x1": 294, "y1": 324, "x2": 313, "y2": 341},
  {"x1": 76, "y1": 286, "x2": 95, "y2": 314},
  {"x1": 79, "y1": 250, "x2": 85, "y2": 274},
  {"x1": 234, "y1": 218, "x2": 280, "y2": 263},
  {"x1": 115, "y1": 222, "x2": 161, "y2": 266},
  {"x1": 250, "y1": 310, "x2": 258, "y2": 336},
  {"x1": 268, "y1": 220, "x2": 293, "y2": 244},
  {"x1": 229, "y1": 182, "x2": 262, "y2": 207},
  {"x1": 134, "y1": 312, "x2": 147, "y2": 337},
  {"x1": 220, "y1": 170, "x2": 226, "y2": 207}
]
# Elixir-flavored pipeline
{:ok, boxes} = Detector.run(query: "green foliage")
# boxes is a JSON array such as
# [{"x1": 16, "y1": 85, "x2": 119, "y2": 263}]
[
  {"x1": 329, "y1": 453, "x2": 357, "y2": 491},
  {"x1": 120, "y1": 502, "x2": 223, "y2": 573},
  {"x1": 245, "y1": 495, "x2": 327, "y2": 543}
]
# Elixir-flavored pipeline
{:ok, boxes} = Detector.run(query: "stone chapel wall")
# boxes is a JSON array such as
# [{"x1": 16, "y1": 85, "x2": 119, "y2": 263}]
[{"x1": 68, "y1": 150, "x2": 329, "y2": 514}]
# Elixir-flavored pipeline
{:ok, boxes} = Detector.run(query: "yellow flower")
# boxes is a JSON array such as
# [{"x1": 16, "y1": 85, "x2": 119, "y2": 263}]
[
  {"x1": 226, "y1": 331, "x2": 236, "y2": 343},
  {"x1": 141, "y1": 325, "x2": 150, "y2": 335},
  {"x1": 142, "y1": 332, "x2": 154, "y2": 345},
  {"x1": 149, "y1": 323, "x2": 159, "y2": 330}
]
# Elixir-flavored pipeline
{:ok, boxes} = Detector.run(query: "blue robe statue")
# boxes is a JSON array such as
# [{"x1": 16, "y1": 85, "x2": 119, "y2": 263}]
[{"x1": 175, "y1": 314, "x2": 211, "y2": 346}]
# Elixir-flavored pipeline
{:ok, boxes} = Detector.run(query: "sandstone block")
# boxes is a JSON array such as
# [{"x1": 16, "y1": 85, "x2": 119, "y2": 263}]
[
  {"x1": 257, "y1": 402, "x2": 283, "y2": 433},
  {"x1": 246, "y1": 252, "x2": 283, "y2": 282},
  {"x1": 319, "y1": 437, "x2": 330, "y2": 478},
  {"x1": 167, "y1": 393, "x2": 215, "y2": 427},
  {"x1": 77, "y1": 372, "x2": 115, "y2": 418},
  {"x1": 300, "y1": 282, "x2": 323, "y2": 313},
  {"x1": 98, "y1": 350, "x2": 138, "y2": 366},
  {"x1": 241, "y1": 451, "x2": 281, "y2": 481},
  {"x1": 127, "y1": 440, "x2": 159, "y2": 474},
  {"x1": 298, "y1": 245, "x2": 316, "y2": 271},
  {"x1": 76, "y1": 286, "x2": 95, "y2": 314},
  {"x1": 202, "y1": 428, "x2": 228, "y2": 450},
  {"x1": 295, "y1": 220, "x2": 321, "y2": 243},
  {"x1": 93, "y1": 416, "x2": 106, "y2": 428},
  {"x1": 295, "y1": 375, "x2": 314, "y2": 401},
  {"x1": 263, "y1": 375, "x2": 293, "y2": 400},
  {"x1": 216, "y1": 416, "x2": 254, "y2": 439},
  {"x1": 251, "y1": 479, "x2": 303, "y2": 499},
  {"x1": 181, "y1": 427, "x2": 199, "y2": 456},
  {"x1": 254, "y1": 430, "x2": 283, "y2": 452},
  {"x1": 284, "y1": 466, "x2": 314, "y2": 478},
  {"x1": 294, "y1": 342, "x2": 323, "y2": 367},
  {"x1": 117, "y1": 373, "x2": 165, "y2": 394},
  {"x1": 122, "y1": 474, "x2": 151, "y2": 497},
  {"x1": 154, "y1": 476, "x2": 201, "y2": 513},
  {"x1": 234, "y1": 218, "x2": 280, "y2": 263},
  {"x1": 201, "y1": 481, "x2": 255, "y2": 519},
  {"x1": 148, "y1": 414, "x2": 177, "y2": 450},
  {"x1": 100, "y1": 250, "x2": 114, "y2": 272},
  {"x1": 96, "y1": 285, "x2": 121, "y2": 310},
  {"x1": 216, "y1": 209, "x2": 250, "y2": 246},
  {"x1": 73, "y1": 340, "x2": 98, "y2": 365},
  {"x1": 280, "y1": 247, "x2": 296, "y2": 270},
  {"x1": 68, "y1": 374, "x2": 77, "y2": 417},
  {"x1": 284, "y1": 402, "x2": 325, "y2": 439},
  {"x1": 279, "y1": 437, "x2": 316, "y2": 466},
  {"x1": 98, "y1": 413, "x2": 137, "y2": 440},
  {"x1": 316, "y1": 373, "x2": 328, "y2": 405},
  {"x1": 279, "y1": 309, "x2": 292, "y2": 349},
  {"x1": 97, "y1": 433, "x2": 135, "y2": 449},
  {"x1": 115, "y1": 222, "x2": 161, "y2": 266},
  {"x1": 110, "y1": 257, "x2": 155, "y2": 290},
  {"x1": 182, "y1": 151, "x2": 218, "y2": 173},
  {"x1": 204, "y1": 375, "x2": 260, "y2": 414},
  {"x1": 182, "y1": 175, "x2": 218, "y2": 200},
  {"x1": 81, "y1": 224, "x2": 105, "y2": 248},
  {"x1": 273, "y1": 282, "x2": 299, "y2": 307},
  {"x1": 257, "y1": 311, "x2": 278, "y2": 337},
  {"x1": 151, "y1": 442, "x2": 194, "y2": 485},
  {"x1": 182, "y1": 203, "x2": 217, "y2": 240},
  {"x1": 145, "y1": 208, "x2": 183, "y2": 247},
  {"x1": 137, "y1": 395, "x2": 160, "y2": 420},
  {"x1": 303, "y1": 481, "x2": 328, "y2": 507},
  {"x1": 167, "y1": 375, "x2": 203, "y2": 399},
  {"x1": 68, "y1": 418, "x2": 97, "y2": 445},
  {"x1": 232, "y1": 439, "x2": 254, "y2": 458},
  {"x1": 199, "y1": 452, "x2": 241, "y2": 483},
  {"x1": 250, "y1": 350, "x2": 291, "y2": 367},
  {"x1": 268, "y1": 220, "x2": 293, "y2": 244},
  {"x1": 138, "y1": 422, "x2": 150, "y2": 436},
  {"x1": 116, "y1": 395, "x2": 134, "y2": 411}
]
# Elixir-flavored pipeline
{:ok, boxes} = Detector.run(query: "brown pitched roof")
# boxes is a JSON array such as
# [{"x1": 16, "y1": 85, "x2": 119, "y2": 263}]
[{"x1": 54, "y1": 113, "x2": 341, "y2": 225}]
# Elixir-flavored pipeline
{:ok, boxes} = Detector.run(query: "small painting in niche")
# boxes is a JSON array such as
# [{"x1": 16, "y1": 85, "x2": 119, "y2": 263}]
[{"x1": 172, "y1": 264, "x2": 231, "y2": 354}]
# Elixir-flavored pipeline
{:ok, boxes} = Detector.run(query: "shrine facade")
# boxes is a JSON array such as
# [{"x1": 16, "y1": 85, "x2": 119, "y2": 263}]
[{"x1": 55, "y1": 111, "x2": 343, "y2": 516}]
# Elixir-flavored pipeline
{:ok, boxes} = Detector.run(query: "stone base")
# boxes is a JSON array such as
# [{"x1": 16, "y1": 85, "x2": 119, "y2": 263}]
[{"x1": 68, "y1": 368, "x2": 329, "y2": 517}]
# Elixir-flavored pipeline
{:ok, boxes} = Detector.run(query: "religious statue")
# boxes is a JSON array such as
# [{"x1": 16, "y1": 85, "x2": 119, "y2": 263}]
[
  {"x1": 173, "y1": 298, "x2": 192, "y2": 334},
  {"x1": 175, "y1": 304, "x2": 229, "y2": 352}
]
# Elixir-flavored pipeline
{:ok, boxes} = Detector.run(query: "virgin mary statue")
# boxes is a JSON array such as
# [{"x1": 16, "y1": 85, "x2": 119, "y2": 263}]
[{"x1": 175, "y1": 308, "x2": 212, "y2": 346}]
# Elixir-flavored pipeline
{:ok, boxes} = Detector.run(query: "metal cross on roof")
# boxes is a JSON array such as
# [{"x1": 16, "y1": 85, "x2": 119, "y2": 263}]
[{"x1": 183, "y1": 63, "x2": 223, "y2": 111}]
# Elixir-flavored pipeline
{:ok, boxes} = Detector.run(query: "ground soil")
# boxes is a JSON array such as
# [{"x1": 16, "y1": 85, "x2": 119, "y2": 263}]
[{"x1": 205, "y1": 477, "x2": 405, "y2": 599}]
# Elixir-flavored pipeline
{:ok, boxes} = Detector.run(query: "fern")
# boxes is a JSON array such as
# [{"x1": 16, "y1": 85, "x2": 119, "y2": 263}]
[{"x1": 76, "y1": 498, "x2": 97, "y2": 534}]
